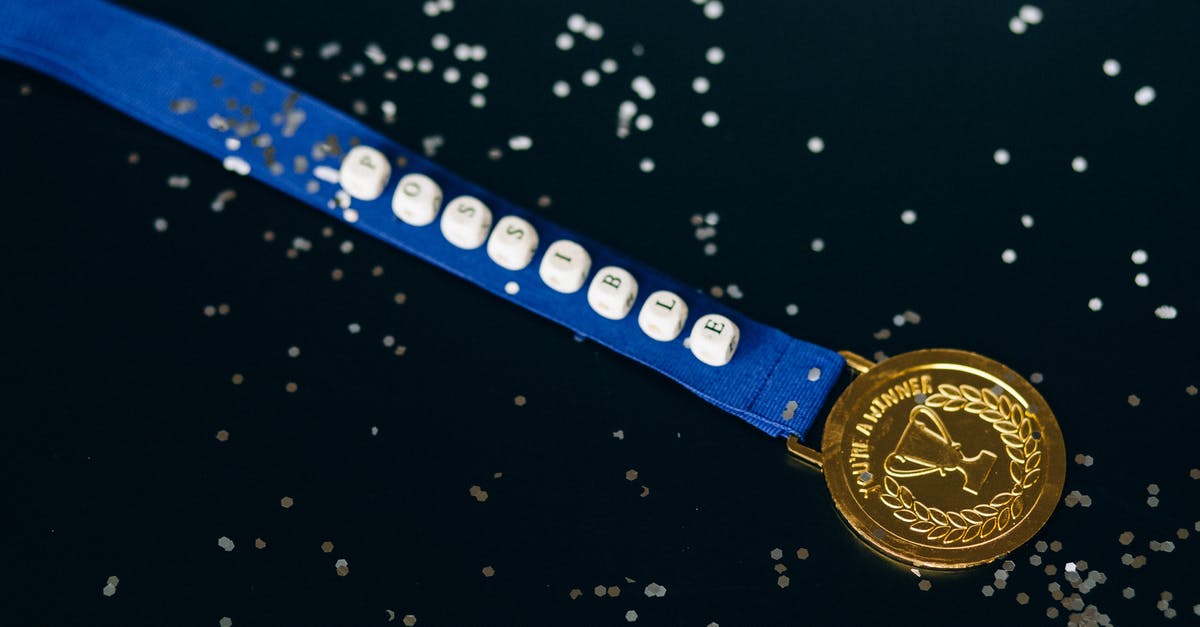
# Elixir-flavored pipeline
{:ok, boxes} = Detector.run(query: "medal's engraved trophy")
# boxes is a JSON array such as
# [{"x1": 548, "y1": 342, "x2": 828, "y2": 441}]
[{"x1": 884, "y1": 406, "x2": 998, "y2": 495}]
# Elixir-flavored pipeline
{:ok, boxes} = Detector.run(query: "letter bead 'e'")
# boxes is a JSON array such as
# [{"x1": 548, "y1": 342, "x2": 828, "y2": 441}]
[{"x1": 688, "y1": 314, "x2": 739, "y2": 366}]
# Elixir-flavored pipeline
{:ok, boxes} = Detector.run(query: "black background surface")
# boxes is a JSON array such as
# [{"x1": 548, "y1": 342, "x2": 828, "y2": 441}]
[{"x1": 3, "y1": 1, "x2": 1198, "y2": 625}]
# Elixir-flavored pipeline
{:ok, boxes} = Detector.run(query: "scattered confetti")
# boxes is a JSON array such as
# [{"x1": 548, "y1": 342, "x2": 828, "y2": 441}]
[
  {"x1": 1134, "y1": 85, "x2": 1156, "y2": 106},
  {"x1": 508, "y1": 135, "x2": 533, "y2": 151},
  {"x1": 1154, "y1": 305, "x2": 1177, "y2": 319},
  {"x1": 102, "y1": 576, "x2": 119, "y2": 597}
]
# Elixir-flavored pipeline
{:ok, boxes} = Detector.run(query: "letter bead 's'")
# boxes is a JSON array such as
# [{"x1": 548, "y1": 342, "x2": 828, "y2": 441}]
[
  {"x1": 392, "y1": 173, "x2": 443, "y2": 226},
  {"x1": 339, "y1": 145, "x2": 391, "y2": 201},
  {"x1": 487, "y1": 215, "x2": 539, "y2": 270},
  {"x1": 688, "y1": 314, "x2": 739, "y2": 366},
  {"x1": 586, "y1": 266, "x2": 638, "y2": 320},
  {"x1": 440, "y1": 195, "x2": 493, "y2": 250},
  {"x1": 538, "y1": 240, "x2": 592, "y2": 294},
  {"x1": 637, "y1": 290, "x2": 688, "y2": 341}
]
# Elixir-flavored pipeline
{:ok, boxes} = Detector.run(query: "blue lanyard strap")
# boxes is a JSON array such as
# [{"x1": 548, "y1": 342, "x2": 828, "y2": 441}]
[{"x1": 0, "y1": 0, "x2": 845, "y2": 440}]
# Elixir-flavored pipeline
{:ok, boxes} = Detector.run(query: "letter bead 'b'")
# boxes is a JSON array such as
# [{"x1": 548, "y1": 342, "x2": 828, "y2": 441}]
[
  {"x1": 339, "y1": 145, "x2": 391, "y2": 201},
  {"x1": 440, "y1": 195, "x2": 493, "y2": 250},
  {"x1": 688, "y1": 314, "x2": 739, "y2": 366},
  {"x1": 539, "y1": 240, "x2": 591, "y2": 294},
  {"x1": 586, "y1": 266, "x2": 638, "y2": 320},
  {"x1": 392, "y1": 173, "x2": 442, "y2": 226},
  {"x1": 638, "y1": 290, "x2": 688, "y2": 341}
]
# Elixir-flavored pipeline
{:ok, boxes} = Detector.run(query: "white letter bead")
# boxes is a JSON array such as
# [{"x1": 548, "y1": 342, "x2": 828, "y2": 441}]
[
  {"x1": 539, "y1": 240, "x2": 592, "y2": 294},
  {"x1": 637, "y1": 290, "x2": 688, "y2": 341},
  {"x1": 392, "y1": 173, "x2": 443, "y2": 226},
  {"x1": 486, "y1": 216, "x2": 539, "y2": 270},
  {"x1": 440, "y1": 195, "x2": 493, "y2": 249},
  {"x1": 688, "y1": 314, "x2": 740, "y2": 366},
  {"x1": 338, "y1": 145, "x2": 391, "y2": 201},
  {"x1": 587, "y1": 266, "x2": 639, "y2": 320}
]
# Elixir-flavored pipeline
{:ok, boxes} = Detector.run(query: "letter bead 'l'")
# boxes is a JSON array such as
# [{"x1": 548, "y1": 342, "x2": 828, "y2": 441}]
[{"x1": 638, "y1": 290, "x2": 688, "y2": 341}]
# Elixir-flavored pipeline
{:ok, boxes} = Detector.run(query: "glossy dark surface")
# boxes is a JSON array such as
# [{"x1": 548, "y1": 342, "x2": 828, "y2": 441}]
[{"x1": 4, "y1": 1, "x2": 1198, "y2": 624}]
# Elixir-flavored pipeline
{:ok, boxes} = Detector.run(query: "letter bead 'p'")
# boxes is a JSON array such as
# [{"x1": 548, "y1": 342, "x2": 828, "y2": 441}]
[
  {"x1": 339, "y1": 145, "x2": 391, "y2": 201},
  {"x1": 688, "y1": 314, "x2": 739, "y2": 366},
  {"x1": 637, "y1": 290, "x2": 688, "y2": 341},
  {"x1": 587, "y1": 266, "x2": 638, "y2": 320}
]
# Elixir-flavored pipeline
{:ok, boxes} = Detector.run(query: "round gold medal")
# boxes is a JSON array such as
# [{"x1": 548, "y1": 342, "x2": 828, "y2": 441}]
[{"x1": 820, "y1": 349, "x2": 1065, "y2": 569}]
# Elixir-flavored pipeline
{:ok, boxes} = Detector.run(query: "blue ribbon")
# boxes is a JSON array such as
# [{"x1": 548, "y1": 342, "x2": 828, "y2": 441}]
[{"x1": 0, "y1": 0, "x2": 845, "y2": 439}]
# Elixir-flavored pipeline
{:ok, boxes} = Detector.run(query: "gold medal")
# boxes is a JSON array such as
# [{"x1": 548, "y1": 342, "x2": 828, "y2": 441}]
[{"x1": 788, "y1": 349, "x2": 1065, "y2": 569}]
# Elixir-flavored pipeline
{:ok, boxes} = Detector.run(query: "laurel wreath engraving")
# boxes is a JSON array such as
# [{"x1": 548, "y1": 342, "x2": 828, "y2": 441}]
[{"x1": 879, "y1": 384, "x2": 1041, "y2": 545}]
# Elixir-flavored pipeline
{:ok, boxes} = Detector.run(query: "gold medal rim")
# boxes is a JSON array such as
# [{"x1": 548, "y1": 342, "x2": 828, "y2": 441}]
[{"x1": 821, "y1": 348, "x2": 1066, "y2": 569}]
